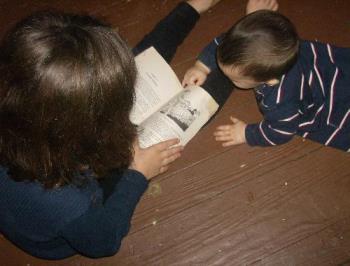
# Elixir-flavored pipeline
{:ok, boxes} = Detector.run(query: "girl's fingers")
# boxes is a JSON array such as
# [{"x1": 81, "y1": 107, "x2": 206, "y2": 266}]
[
  {"x1": 214, "y1": 130, "x2": 232, "y2": 137},
  {"x1": 161, "y1": 147, "x2": 183, "y2": 160},
  {"x1": 160, "y1": 146, "x2": 183, "y2": 166},
  {"x1": 230, "y1": 116, "x2": 239, "y2": 123},
  {"x1": 159, "y1": 166, "x2": 169, "y2": 174},
  {"x1": 161, "y1": 145, "x2": 184, "y2": 156},
  {"x1": 215, "y1": 135, "x2": 234, "y2": 141},
  {"x1": 216, "y1": 125, "x2": 233, "y2": 131},
  {"x1": 162, "y1": 152, "x2": 181, "y2": 166},
  {"x1": 154, "y1": 138, "x2": 180, "y2": 151},
  {"x1": 222, "y1": 140, "x2": 236, "y2": 147}
]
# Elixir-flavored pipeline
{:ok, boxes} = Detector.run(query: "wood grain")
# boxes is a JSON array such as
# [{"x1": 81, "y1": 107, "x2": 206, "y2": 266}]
[{"x1": 1, "y1": 0, "x2": 350, "y2": 265}]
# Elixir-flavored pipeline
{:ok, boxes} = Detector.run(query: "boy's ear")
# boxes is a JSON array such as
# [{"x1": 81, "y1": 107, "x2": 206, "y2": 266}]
[{"x1": 266, "y1": 78, "x2": 280, "y2": 86}]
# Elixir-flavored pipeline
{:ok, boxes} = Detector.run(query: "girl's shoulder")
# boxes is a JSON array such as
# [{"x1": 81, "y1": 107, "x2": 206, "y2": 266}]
[{"x1": 0, "y1": 165, "x2": 102, "y2": 220}]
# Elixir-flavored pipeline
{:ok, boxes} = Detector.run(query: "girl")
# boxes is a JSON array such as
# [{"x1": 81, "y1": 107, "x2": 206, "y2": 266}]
[{"x1": 0, "y1": 0, "x2": 223, "y2": 259}]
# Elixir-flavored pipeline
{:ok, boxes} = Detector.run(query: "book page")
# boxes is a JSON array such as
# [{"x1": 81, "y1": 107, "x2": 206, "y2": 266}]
[
  {"x1": 138, "y1": 85, "x2": 219, "y2": 148},
  {"x1": 130, "y1": 47, "x2": 183, "y2": 125}
]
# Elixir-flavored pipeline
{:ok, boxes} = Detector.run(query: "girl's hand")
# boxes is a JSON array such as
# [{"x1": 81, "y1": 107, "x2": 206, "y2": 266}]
[
  {"x1": 182, "y1": 60, "x2": 210, "y2": 87},
  {"x1": 246, "y1": 0, "x2": 279, "y2": 15},
  {"x1": 130, "y1": 139, "x2": 183, "y2": 180},
  {"x1": 214, "y1": 116, "x2": 247, "y2": 146}
]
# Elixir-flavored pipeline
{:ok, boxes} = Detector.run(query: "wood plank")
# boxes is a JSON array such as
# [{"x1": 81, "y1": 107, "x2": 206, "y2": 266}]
[
  {"x1": 104, "y1": 146, "x2": 350, "y2": 265},
  {"x1": 1, "y1": 1, "x2": 350, "y2": 265},
  {"x1": 260, "y1": 216, "x2": 350, "y2": 266}
]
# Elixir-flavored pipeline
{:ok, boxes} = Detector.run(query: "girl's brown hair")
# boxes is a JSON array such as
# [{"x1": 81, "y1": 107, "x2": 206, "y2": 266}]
[
  {"x1": 0, "y1": 11, "x2": 137, "y2": 188},
  {"x1": 218, "y1": 10, "x2": 299, "y2": 82}
]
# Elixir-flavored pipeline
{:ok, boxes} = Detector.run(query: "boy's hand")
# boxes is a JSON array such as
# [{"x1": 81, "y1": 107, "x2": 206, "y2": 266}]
[
  {"x1": 182, "y1": 60, "x2": 210, "y2": 87},
  {"x1": 214, "y1": 116, "x2": 247, "y2": 146},
  {"x1": 246, "y1": 0, "x2": 279, "y2": 15},
  {"x1": 130, "y1": 139, "x2": 183, "y2": 180}
]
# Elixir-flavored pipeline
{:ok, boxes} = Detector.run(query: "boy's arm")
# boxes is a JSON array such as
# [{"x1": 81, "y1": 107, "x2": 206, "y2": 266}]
[
  {"x1": 197, "y1": 35, "x2": 224, "y2": 71},
  {"x1": 196, "y1": 0, "x2": 279, "y2": 70},
  {"x1": 59, "y1": 169, "x2": 148, "y2": 258},
  {"x1": 245, "y1": 120, "x2": 296, "y2": 146},
  {"x1": 182, "y1": 35, "x2": 223, "y2": 87},
  {"x1": 245, "y1": 103, "x2": 301, "y2": 146}
]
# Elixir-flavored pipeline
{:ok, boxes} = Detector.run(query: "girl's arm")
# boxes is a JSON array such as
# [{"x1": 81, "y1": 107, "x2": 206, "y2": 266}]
[
  {"x1": 59, "y1": 138, "x2": 182, "y2": 257},
  {"x1": 59, "y1": 169, "x2": 148, "y2": 258}
]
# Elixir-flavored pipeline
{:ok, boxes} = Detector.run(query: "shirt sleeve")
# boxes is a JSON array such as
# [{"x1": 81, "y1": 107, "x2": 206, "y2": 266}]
[
  {"x1": 245, "y1": 102, "x2": 302, "y2": 147},
  {"x1": 197, "y1": 35, "x2": 223, "y2": 71},
  {"x1": 59, "y1": 169, "x2": 148, "y2": 258}
]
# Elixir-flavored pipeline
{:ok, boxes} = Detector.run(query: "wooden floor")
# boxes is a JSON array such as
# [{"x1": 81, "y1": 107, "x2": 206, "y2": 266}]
[{"x1": 1, "y1": 0, "x2": 350, "y2": 265}]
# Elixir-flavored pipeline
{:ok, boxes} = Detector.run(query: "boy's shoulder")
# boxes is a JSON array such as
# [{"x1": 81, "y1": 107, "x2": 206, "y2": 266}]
[
  {"x1": 299, "y1": 39, "x2": 339, "y2": 60},
  {"x1": 257, "y1": 62, "x2": 305, "y2": 111}
]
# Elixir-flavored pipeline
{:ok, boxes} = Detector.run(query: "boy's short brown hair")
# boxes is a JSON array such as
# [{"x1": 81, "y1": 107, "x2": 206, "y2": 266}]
[{"x1": 217, "y1": 10, "x2": 299, "y2": 82}]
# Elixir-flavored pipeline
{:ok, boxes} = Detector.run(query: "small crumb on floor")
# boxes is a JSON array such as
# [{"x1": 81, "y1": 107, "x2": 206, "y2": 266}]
[
  {"x1": 148, "y1": 183, "x2": 162, "y2": 197},
  {"x1": 152, "y1": 220, "x2": 157, "y2": 226},
  {"x1": 240, "y1": 163, "x2": 247, "y2": 168}
]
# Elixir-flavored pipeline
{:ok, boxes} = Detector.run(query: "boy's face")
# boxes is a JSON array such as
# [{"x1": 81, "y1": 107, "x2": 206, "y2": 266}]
[{"x1": 218, "y1": 63, "x2": 262, "y2": 89}]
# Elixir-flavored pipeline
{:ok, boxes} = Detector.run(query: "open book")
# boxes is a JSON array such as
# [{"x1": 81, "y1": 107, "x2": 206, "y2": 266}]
[{"x1": 130, "y1": 47, "x2": 219, "y2": 148}]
